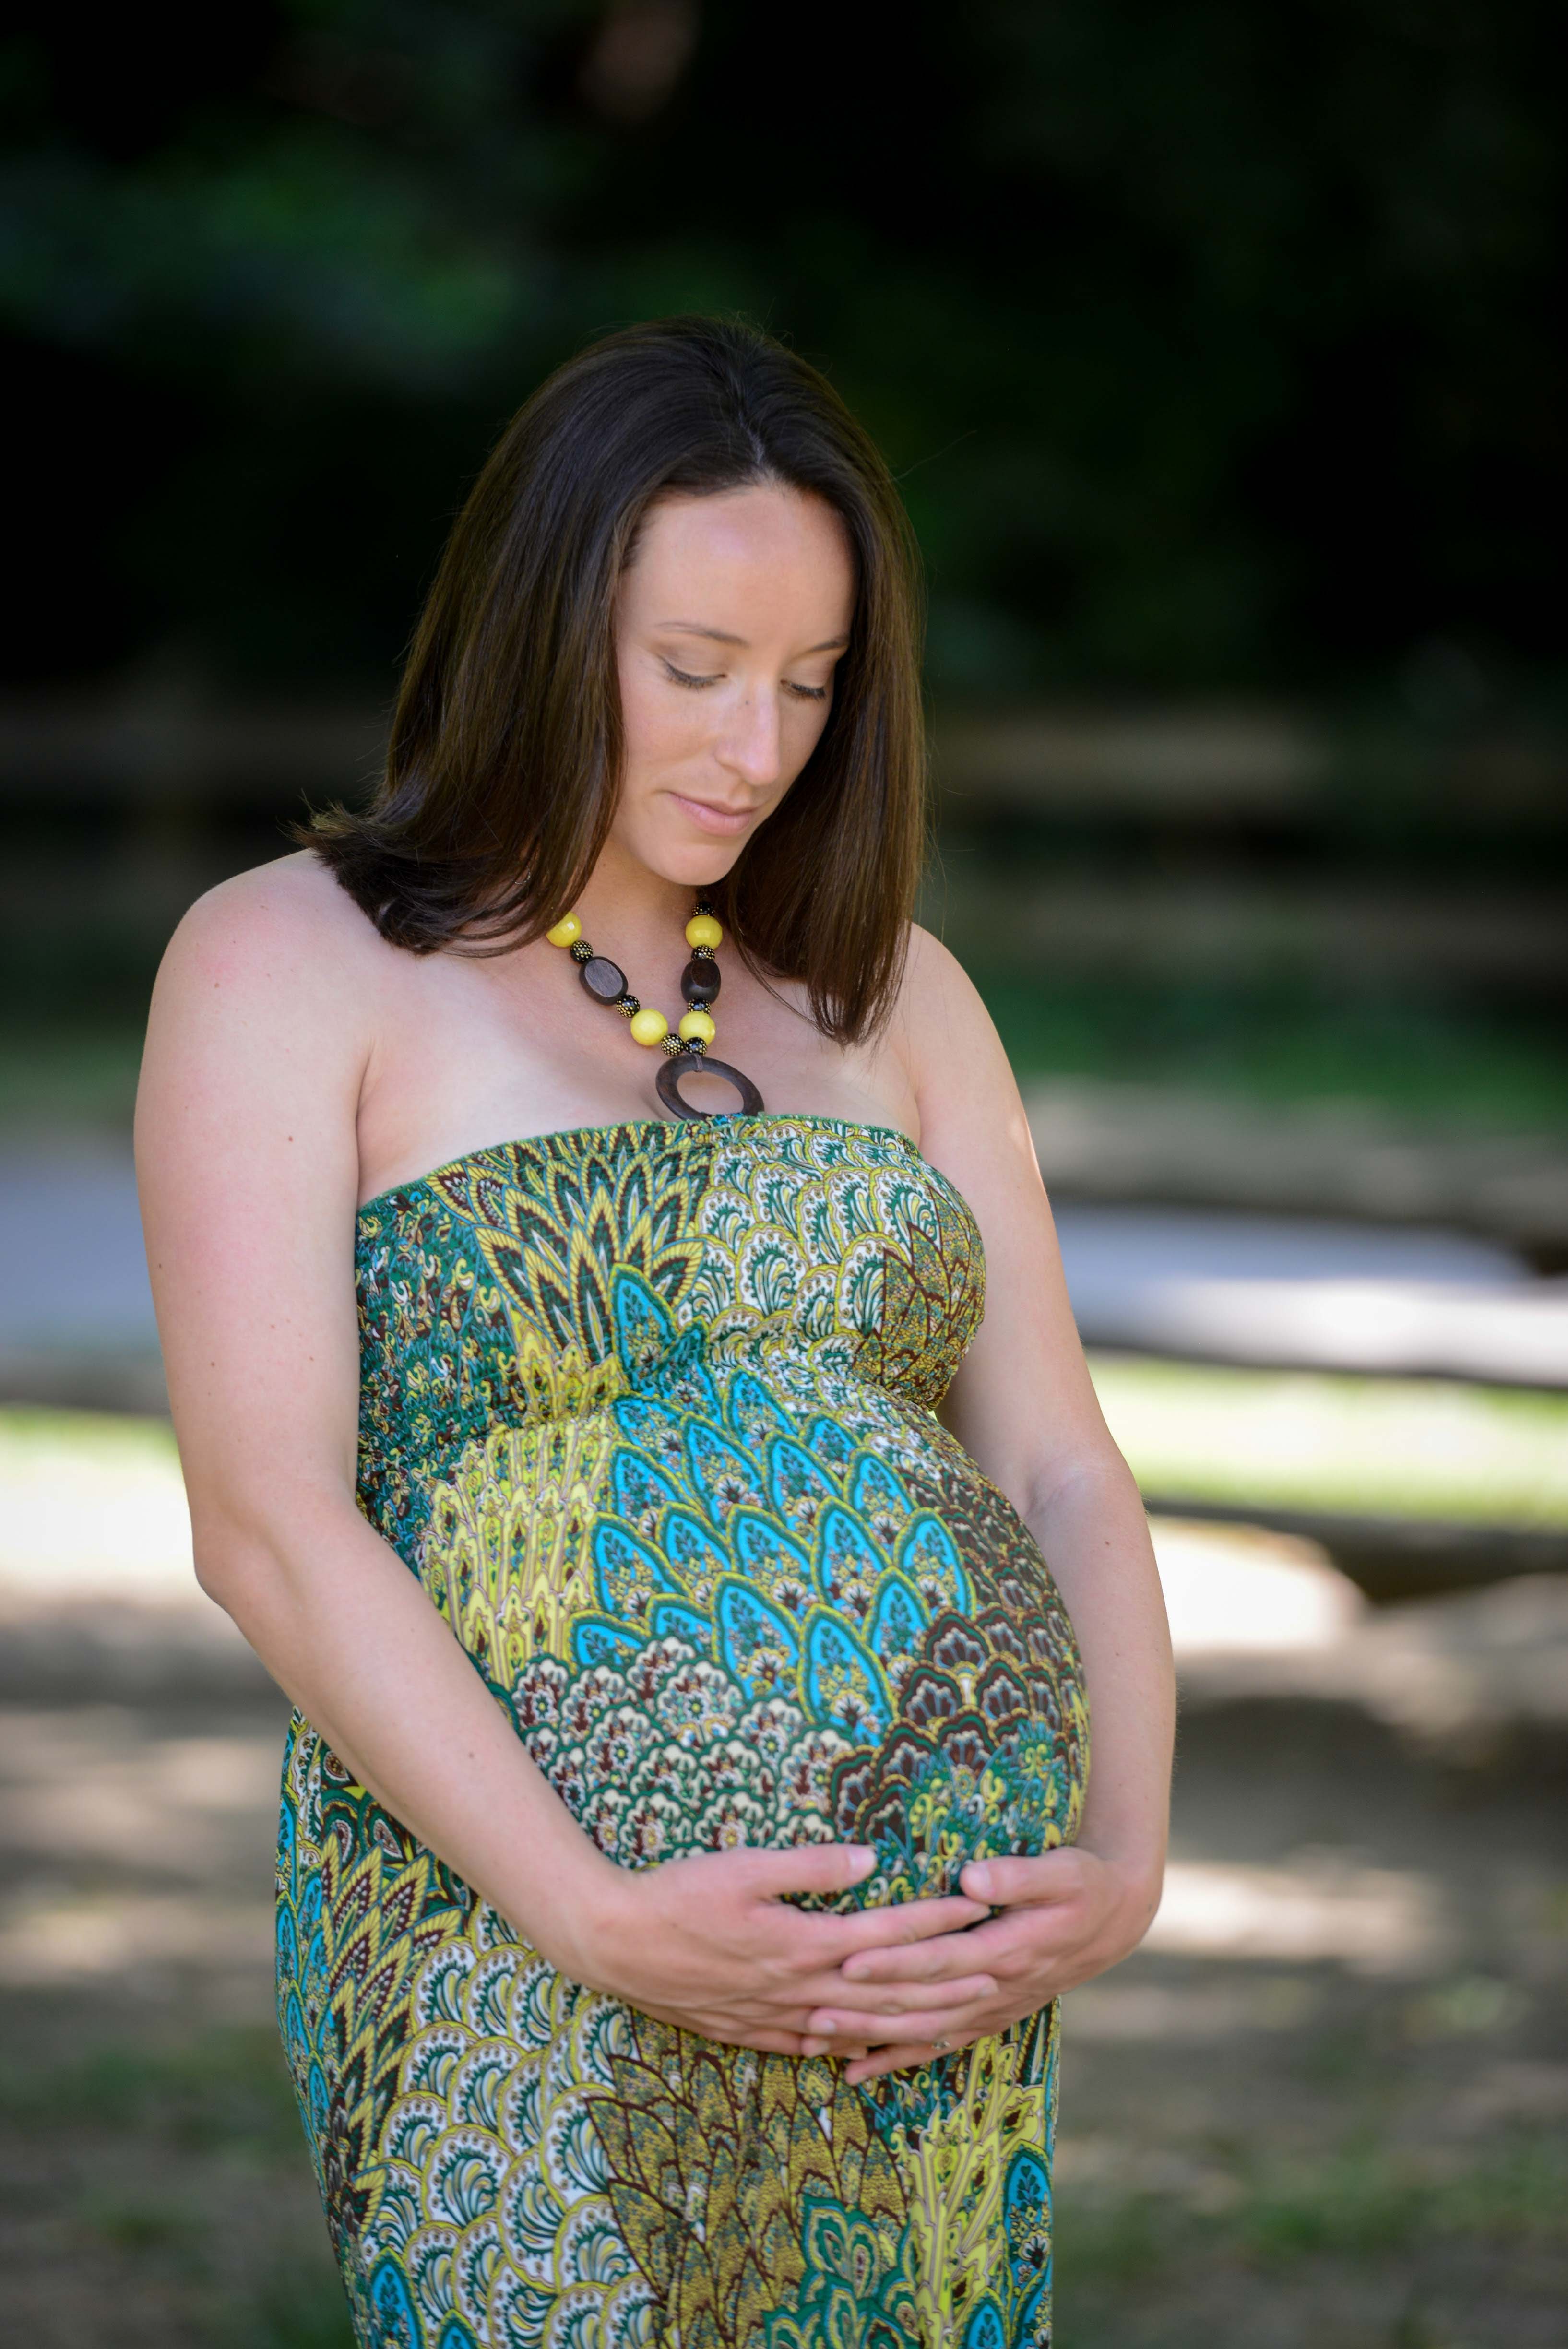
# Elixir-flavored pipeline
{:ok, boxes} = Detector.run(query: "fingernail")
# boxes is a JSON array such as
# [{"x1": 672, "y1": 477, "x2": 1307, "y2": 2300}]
[
  {"x1": 965, "y1": 1864, "x2": 992, "y2": 1898},
  {"x1": 847, "y1": 1848, "x2": 874, "y2": 1877}
]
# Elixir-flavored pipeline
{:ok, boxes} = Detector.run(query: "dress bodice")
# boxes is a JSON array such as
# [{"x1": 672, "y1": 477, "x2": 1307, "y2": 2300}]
[{"x1": 354, "y1": 1115, "x2": 986, "y2": 1553}]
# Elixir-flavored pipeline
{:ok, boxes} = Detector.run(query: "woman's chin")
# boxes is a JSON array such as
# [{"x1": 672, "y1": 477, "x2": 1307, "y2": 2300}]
[{"x1": 626, "y1": 830, "x2": 751, "y2": 891}]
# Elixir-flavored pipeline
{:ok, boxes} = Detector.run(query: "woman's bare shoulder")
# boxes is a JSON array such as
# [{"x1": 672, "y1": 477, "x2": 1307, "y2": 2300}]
[
  {"x1": 893, "y1": 921, "x2": 1031, "y2": 1155},
  {"x1": 896, "y1": 921, "x2": 1006, "y2": 1054},
  {"x1": 166, "y1": 846, "x2": 374, "y2": 960},
  {"x1": 142, "y1": 851, "x2": 400, "y2": 1136},
  {"x1": 156, "y1": 849, "x2": 389, "y2": 1018}
]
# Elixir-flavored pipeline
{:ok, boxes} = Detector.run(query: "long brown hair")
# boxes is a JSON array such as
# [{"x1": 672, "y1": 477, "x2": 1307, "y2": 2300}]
[{"x1": 303, "y1": 316, "x2": 927, "y2": 1043}]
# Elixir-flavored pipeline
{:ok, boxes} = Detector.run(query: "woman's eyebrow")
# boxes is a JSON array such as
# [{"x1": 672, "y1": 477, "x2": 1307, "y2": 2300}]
[{"x1": 655, "y1": 620, "x2": 852, "y2": 652}]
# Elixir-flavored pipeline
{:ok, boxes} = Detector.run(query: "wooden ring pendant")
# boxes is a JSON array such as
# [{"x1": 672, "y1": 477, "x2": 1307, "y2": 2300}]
[{"x1": 655, "y1": 1053, "x2": 765, "y2": 1121}]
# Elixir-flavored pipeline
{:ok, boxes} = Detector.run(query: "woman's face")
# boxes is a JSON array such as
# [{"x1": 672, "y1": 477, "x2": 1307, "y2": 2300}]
[{"x1": 610, "y1": 482, "x2": 856, "y2": 887}]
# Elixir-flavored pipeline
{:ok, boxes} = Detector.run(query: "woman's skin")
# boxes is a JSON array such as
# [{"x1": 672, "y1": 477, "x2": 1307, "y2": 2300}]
[{"x1": 136, "y1": 481, "x2": 1175, "y2": 2081}]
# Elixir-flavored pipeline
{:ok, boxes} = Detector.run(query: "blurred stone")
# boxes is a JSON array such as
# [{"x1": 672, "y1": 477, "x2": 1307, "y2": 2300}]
[
  {"x1": 1145, "y1": 1491, "x2": 1568, "y2": 1604},
  {"x1": 1152, "y1": 1518, "x2": 1364, "y2": 1654},
  {"x1": 1027, "y1": 1081, "x2": 1568, "y2": 1258},
  {"x1": 1060, "y1": 1203, "x2": 1568, "y2": 1383}
]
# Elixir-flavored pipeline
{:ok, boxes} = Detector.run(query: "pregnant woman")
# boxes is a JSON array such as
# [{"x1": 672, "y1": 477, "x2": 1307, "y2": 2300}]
[{"x1": 137, "y1": 317, "x2": 1173, "y2": 2349}]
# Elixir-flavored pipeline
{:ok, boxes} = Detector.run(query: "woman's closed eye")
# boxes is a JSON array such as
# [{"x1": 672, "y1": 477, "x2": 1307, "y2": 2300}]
[{"x1": 661, "y1": 658, "x2": 828, "y2": 702}]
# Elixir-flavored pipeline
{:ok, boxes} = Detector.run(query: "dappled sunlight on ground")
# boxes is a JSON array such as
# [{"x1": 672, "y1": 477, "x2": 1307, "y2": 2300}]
[{"x1": 1146, "y1": 1858, "x2": 1451, "y2": 1974}]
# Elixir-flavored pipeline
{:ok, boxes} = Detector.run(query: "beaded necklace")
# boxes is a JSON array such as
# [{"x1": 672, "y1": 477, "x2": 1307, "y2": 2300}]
[{"x1": 546, "y1": 897, "x2": 765, "y2": 1121}]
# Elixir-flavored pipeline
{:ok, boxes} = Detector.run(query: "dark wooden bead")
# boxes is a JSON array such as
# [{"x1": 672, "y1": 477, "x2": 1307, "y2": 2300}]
[
  {"x1": 681, "y1": 956, "x2": 720, "y2": 1007},
  {"x1": 579, "y1": 956, "x2": 627, "y2": 1004}
]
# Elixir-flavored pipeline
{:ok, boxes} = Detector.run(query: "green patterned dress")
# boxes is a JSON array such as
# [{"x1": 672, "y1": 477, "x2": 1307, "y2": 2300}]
[{"x1": 275, "y1": 1114, "x2": 1089, "y2": 2349}]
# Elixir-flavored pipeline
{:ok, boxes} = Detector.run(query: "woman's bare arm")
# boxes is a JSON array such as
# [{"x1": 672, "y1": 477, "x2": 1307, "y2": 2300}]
[
  {"x1": 912, "y1": 928, "x2": 1174, "y2": 1892},
  {"x1": 136, "y1": 864, "x2": 620, "y2": 1963},
  {"x1": 137, "y1": 862, "x2": 989, "y2": 2054}
]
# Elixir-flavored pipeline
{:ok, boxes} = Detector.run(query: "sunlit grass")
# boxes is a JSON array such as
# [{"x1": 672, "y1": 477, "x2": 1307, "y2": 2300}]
[
  {"x1": 0, "y1": 1405, "x2": 190, "y2": 1596},
  {"x1": 1089, "y1": 1355, "x2": 1568, "y2": 1529},
  {"x1": 0, "y1": 1403, "x2": 179, "y2": 1471}
]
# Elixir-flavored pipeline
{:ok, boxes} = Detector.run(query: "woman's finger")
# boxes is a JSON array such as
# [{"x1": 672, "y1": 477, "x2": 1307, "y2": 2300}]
[
  {"x1": 960, "y1": 1849, "x2": 1086, "y2": 1907},
  {"x1": 805, "y1": 1989, "x2": 998, "y2": 2044},
  {"x1": 740, "y1": 1841, "x2": 878, "y2": 1899},
  {"x1": 843, "y1": 1905, "x2": 1075, "y2": 1988},
  {"x1": 825, "y1": 1893, "x2": 990, "y2": 1958},
  {"x1": 840, "y1": 1931, "x2": 1006, "y2": 1986},
  {"x1": 805, "y1": 1970, "x2": 996, "y2": 2027}
]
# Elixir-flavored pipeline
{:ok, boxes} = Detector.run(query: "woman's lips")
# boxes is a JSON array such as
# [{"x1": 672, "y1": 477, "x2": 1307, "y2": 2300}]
[{"x1": 668, "y1": 791, "x2": 758, "y2": 835}]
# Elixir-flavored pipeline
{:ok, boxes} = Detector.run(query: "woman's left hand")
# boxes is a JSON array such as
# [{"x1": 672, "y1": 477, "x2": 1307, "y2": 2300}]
[{"x1": 799, "y1": 1846, "x2": 1163, "y2": 2086}]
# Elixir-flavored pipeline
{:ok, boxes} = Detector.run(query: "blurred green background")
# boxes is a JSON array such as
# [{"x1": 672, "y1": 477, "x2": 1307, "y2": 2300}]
[
  {"x1": 3, "y1": 7, "x2": 1567, "y2": 2347},
  {"x1": 3, "y1": 0, "x2": 1566, "y2": 1121}
]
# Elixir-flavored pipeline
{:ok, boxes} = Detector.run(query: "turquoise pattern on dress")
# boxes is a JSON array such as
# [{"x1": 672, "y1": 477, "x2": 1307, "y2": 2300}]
[{"x1": 275, "y1": 1114, "x2": 1088, "y2": 2346}]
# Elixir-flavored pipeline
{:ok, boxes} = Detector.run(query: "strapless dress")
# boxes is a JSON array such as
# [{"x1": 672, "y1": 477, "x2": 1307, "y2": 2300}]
[{"x1": 274, "y1": 1113, "x2": 1089, "y2": 2349}]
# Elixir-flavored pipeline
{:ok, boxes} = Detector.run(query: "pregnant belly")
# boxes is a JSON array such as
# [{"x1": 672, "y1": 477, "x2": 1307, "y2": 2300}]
[{"x1": 419, "y1": 1402, "x2": 1090, "y2": 1911}]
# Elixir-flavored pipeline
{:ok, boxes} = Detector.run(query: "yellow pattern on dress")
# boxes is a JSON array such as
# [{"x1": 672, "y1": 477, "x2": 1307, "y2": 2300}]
[{"x1": 425, "y1": 1415, "x2": 619, "y2": 1685}]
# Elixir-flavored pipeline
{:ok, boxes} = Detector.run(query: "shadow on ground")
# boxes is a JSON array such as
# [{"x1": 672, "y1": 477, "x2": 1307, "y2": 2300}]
[
  {"x1": 1056, "y1": 1695, "x2": 1568, "y2": 2348},
  {"x1": 1, "y1": 1640, "x2": 1565, "y2": 2345}
]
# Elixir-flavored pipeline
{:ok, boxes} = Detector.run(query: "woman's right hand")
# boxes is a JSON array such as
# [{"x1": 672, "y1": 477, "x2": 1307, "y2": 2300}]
[{"x1": 567, "y1": 1841, "x2": 997, "y2": 2057}]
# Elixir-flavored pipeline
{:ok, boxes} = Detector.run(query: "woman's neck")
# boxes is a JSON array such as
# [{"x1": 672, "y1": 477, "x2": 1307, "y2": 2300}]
[{"x1": 570, "y1": 836, "x2": 714, "y2": 960}]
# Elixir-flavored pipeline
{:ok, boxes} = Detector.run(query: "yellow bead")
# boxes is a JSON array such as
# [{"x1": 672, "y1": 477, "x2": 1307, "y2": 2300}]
[
  {"x1": 628, "y1": 1007, "x2": 669, "y2": 1048},
  {"x1": 685, "y1": 914, "x2": 723, "y2": 950},
  {"x1": 546, "y1": 914, "x2": 582, "y2": 948},
  {"x1": 677, "y1": 1008, "x2": 716, "y2": 1044}
]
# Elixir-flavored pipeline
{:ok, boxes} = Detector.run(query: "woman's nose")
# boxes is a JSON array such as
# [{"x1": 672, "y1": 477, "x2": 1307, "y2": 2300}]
[{"x1": 716, "y1": 690, "x2": 782, "y2": 787}]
